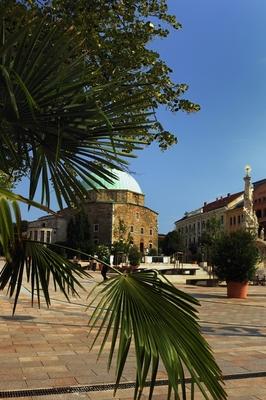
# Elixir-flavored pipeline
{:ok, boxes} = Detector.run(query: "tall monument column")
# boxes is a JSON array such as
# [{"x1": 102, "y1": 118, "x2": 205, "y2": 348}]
[{"x1": 242, "y1": 165, "x2": 259, "y2": 237}]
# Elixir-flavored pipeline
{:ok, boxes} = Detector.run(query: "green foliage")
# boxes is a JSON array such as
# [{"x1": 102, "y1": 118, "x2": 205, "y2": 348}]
[
  {"x1": 162, "y1": 230, "x2": 184, "y2": 256},
  {"x1": 128, "y1": 245, "x2": 142, "y2": 266},
  {"x1": 96, "y1": 244, "x2": 110, "y2": 264},
  {"x1": 23, "y1": 0, "x2": 200, "y2": 150},
  {"x1": 0, "y1": 196, "x2": 89, "y2": 313},
  {"x1": 213, "y1": 230, "x2": 259, "y2": 282},
  {"x1": 0, "y1": 6, "x2": 226, "y2": 399},
  {"x1": 89, "y1": 270, "x2": 226, "y2": 400},
  {"x1": 112, "y1": 219, "x2": 133, "y2": 261},
  {"x1": 200, "y1": 217, "x2": 223, "y2": 264},
  {"x1": 148, "y1": 247, "x2": 157, "y2": 256},
  {"x1": 0, "y1": 10, "x2": 154, "y2": 210}
]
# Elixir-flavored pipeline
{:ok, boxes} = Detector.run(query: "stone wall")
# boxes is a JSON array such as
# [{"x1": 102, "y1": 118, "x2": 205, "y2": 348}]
[
  {"x1": 112, "y1": 203, "x2": 158, "y2": 252},
  {"x1": 83, "y1": 202, "x2": 113, "y2": 245},
  {"x1": 85, "y1": 189, "x2": 145, "y2": 206}
]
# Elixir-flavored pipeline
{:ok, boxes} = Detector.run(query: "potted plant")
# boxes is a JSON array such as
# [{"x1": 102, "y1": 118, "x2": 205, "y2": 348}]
[
  {"x1": 213, "y1": 230, "x2": 259, "y2": 298},
  {"x1": 128, "y1": 245, "x2": 142, "y2": 270}
]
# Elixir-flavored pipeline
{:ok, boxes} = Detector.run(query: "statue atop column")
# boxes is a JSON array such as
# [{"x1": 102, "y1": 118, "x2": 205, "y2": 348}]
[{"x1": 242, "y1": 165, "x2": 259, "y2": 237}]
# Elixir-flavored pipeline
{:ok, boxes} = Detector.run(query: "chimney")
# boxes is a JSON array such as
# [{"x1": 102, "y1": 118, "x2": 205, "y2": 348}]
[
  {"x1": 204, "y1": 201, "x2": 207, "y2": 206},
  {"x1": 227, "y1": 193, "x2": 230, "y2": 197}
]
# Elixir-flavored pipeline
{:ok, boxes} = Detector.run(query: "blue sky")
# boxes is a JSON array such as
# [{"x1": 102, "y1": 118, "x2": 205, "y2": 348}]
[{"x1": 17, "y1": 0, "x2": 266, "y2": 233}]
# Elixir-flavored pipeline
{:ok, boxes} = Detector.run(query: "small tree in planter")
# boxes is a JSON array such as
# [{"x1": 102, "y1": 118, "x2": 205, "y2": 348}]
[
  {"x1": 213, "y1": 230, "x2": 259, "y2": 298},
  {"x1": 128, "y1": 245, "x2": 142, "y2": 269}
]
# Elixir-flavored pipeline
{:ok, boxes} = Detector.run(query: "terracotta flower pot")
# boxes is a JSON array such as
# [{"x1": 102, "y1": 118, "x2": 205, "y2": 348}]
[{"x1": 226, "y1": 281, "x2": 248, "y2": 299}]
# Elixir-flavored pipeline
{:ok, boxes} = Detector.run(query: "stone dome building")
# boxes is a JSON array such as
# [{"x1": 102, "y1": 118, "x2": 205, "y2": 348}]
[{"x1": 28, "y1": 170, "x2": 158, "y2": 253}]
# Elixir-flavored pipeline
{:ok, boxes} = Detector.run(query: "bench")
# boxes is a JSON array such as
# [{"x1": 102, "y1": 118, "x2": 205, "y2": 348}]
[{"x1": 186, "y1": 278, "x2": 219, "y2": 287}]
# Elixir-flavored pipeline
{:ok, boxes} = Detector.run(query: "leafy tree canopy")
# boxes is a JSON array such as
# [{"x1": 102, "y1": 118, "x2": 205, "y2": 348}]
[
  {"x1": 21, "y1": 0, "x2": 200, "y2": 150},
  {"x1": 200, "y1": 217, "x2": 223, "y2": 264},
  {"x1": 162, "y1": 229, "x2": 184, "y2": 256}
]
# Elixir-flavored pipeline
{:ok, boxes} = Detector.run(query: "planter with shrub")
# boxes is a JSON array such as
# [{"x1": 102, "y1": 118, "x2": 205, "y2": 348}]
[
  {"x1": 213, "y1": 230, "x2": 259, "y2": 298},
  {"x1": 128, "y1": 245, "x2": 142, "y2": 269}
]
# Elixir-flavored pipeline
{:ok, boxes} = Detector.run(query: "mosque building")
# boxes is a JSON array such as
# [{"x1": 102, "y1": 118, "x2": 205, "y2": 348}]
[{"x1": 27, "y1": 170, "x2": 158, "y2": 253}]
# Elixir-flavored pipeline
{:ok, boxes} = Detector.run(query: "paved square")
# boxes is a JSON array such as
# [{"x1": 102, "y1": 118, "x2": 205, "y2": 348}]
[{"x1": 0, "y1": 274, "x2": 265, "y2": 399}]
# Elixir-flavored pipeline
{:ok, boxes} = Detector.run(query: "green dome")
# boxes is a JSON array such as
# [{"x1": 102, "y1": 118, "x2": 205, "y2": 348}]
[{"x1": 83, "y1": 169, "x2": 143, "y2": 194}]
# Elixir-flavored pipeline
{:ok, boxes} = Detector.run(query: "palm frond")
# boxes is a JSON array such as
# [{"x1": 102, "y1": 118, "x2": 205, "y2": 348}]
[
  {"x1": 0, "y1": 187, "x2": 55, "y2": 214},
  {"x1": 0, "y1": 240, "x2": 89, "y2": 314},
  {"x1": 0, "y1": 196, "x2": 89, "y2": 313},
  {"x1": 0, "y1": 15, "x2": 155, "y2": 209},
  {"x1": 88, "y1": 271, "x2": 226, "y2": 400}
]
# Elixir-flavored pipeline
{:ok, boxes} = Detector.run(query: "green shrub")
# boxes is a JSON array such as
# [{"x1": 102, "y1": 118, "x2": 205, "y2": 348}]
[
  {"x1": 128, "y1": 245, "x2": 142, "y2": 266},
  {"x1": 148, "y1": 247, "x2": 157, "y2": 256},
  {"x1": 96, "y1": 245, "x2": 110, "y2": 264},
  {"x1": 213, "y1": 230, "x2": 259, "y2": 282}
]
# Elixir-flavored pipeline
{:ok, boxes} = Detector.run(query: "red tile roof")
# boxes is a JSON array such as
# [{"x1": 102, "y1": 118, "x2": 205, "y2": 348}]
[{"x1": 203, "y1": 191, "x2": 243, "y2": 213}]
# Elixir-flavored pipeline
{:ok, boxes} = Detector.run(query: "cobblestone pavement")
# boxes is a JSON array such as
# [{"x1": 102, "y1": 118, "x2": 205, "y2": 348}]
[{"x1": 0, "y1": 273, "x2": 265, "y2": 399}]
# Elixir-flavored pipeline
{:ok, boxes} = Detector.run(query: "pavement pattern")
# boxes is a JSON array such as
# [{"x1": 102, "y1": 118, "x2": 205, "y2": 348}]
[{"x1": 0, "y1": 273, "x2": 265, "y2": 399}]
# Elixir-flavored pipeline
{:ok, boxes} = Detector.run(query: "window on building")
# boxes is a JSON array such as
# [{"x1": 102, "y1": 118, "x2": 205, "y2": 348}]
[
  {"x1": 264, "y1": 209, "x2": 266, "y2": 217},
  {"x1": 130, "y1": 225, "x2": 134, "y2": 233},
  {"x1": 237, "y1": 215, "x2": 241, "y2": 224},
  {"x1": 40, "y1": 231, "x2": 45, "y2": 242},
  {"x1": 46, "y1": 231, "x2": 51, "y2": 244},
  {"x1": 230, "y1": 217, "x2": 232, "y2": 226},
  {"x1": 149, "y1": 242, "x2": 152, "y2": 249},
  {"x1": 42, "y1": 223, "x2": 46, "y2": 228},
  {"x1": 220, "y1": 215, "x2": 224, "y2": 224},
  {"x1": 136, "y1": 212, "x2": 139, "y2": 220},
  {"x1": 149, "y1": 228, "x2": 153, "y2": 235},
  {"x1": 193, "y1": 223, "x2": 196, "y2": 232},
  {"x1": 94, "y1": 238, "x2": 99, "y2": 245},
  {"x1": 29, "y1": 231, "x2": 32, "y2": 240},
  {"x1": 233, "y1": 216, "x2": 236, "y2": 225},
  {"x1": 140, "y1": 227, "x2": 144, "y2": 234},
  {"x1": 93, "y1": 224, "x2": 99, "y2": 232},
  {"x1": 34, "y1": 231, "x2": 38, "y2": 241},
  {"x1": 202, "y1": 221, "x2": 205, "y2": 229},
  {"x1": 197, "y1": 221, "x2": 200, "y2": 231}
]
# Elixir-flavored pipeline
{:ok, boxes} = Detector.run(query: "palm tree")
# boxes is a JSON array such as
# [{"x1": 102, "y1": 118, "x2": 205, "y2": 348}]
[{"x1": 0, "y1": 10, "x2": 226, "y2": 400}]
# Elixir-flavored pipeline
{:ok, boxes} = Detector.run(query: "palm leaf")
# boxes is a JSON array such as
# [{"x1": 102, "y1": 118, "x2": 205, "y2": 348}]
[
  {"x1": 0, "y1": 240, "x2": 89, "y2": 314},
  {"x1": 88, "y1": 271, "x2": 226, "y2": 400},
  {"x1": 0, "y1": 15, "x2": 155, "y2": 209},
  {"x1": 0, "y1": 197, "x2": 89, "y2": 313},
  {"x1": 0, "y1": 187, "x2": 55, "y2": 214}
]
